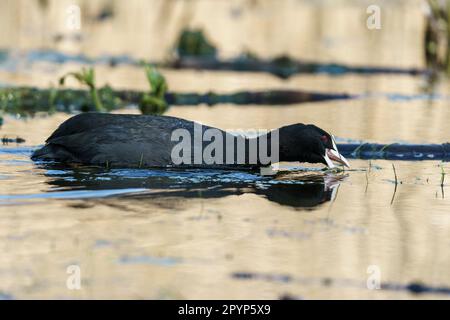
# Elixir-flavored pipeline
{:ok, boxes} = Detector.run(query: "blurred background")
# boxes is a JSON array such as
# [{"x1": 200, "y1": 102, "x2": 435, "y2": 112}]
[
  {"x1": 0, "y1": 0, "x2": 425, "y2": 65},
  {"x1": 0, "y1": 0, "x2": 448, "y2": 144},
  {"x1": 0, "y1": 0, "x2": 449, "y2": 300}
]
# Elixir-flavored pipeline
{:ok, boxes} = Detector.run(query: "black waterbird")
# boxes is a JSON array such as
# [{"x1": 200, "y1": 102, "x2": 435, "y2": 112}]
[{"x1": 31, "y1": 113, "x2": 350, "y2": 169}]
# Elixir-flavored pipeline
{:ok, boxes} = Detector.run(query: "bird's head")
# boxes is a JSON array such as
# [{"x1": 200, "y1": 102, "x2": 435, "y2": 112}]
[{"x1": 278, "y1": 123, "x2": 350, "y2": 168}]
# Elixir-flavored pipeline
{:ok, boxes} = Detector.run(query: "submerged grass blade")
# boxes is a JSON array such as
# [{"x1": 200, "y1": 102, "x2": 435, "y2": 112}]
[
  {"x1": 365, "y1": 170, "x2": 369, "y2": 194},
  {"x1": 391, "y1": 163, "x2": 398, "y2": 205},
  {"x1": 379, "y1": 143, "x2": 398, "y2": 156},
  {"x1": 392, "y1": 163, "x2": 398, "y2": 185},
  {"x1": 139, "y1": 153, "x2": 144, "y2": 168},
  {"x1": 351, "y1": 143, "x2": 368, "y2": 158}
]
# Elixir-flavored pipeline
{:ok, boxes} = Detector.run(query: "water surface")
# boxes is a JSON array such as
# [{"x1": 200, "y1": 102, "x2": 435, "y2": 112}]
[
  {"x1": 0, "y1": 112, "x2": 448, "y2": 299},
  {"x1": 0, "y1": 0, "x2": 449, "y2": 300}
]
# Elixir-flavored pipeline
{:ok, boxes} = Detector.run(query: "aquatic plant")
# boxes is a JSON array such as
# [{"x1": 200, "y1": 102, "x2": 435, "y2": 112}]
[
  {"x1": 139, "y1": 65, "x2": 168, "y2": 115},
  {"x1": 340, "y1": 143, "x2": 450, "y2": 161},
  {"x1": 392, "y1": 164, "x2": 398, "y2": 185},
  {"x1": 0, "y1": 86, "x2": 353, "y2": 117},
  {"x1": 238, "y1": 50, "x2": 260, "y2": 61},
  {"x1": 138, "y1": 153, "x2": 144, "y2": 168},
  {"x1": 0, "y1": 87, "x2": 63, "y2": 116},
  {"x1": 379, "y1": 143, "x2": 397, "y2": 154},
  {"x1": 350, "y1": 143, "x2": 368, "y2": 158},
  {"x1": 365, "y1": 169, "x2": 369, "y2": 194},
  {"x1": 98, "y1": 85, "x2": 123, "y2": 110},
  {"x1": 59, "y1": 67, "x2": 105, "y2": 112},
  {"x1": 425, "y1": 0, "x2": 450, "y2": 74},
  {"x1": 391, "y1": 163, "x2": 399, "y2": 205},
  {"x1": 96, "y1": 2, "x2": 114, "y2": 21},
  {"x1": 271, "y1": 55, "x2": 297, "y2": 68},
  {"x1": 175, "y1": 29, "x2": 217, "y2": 58}
]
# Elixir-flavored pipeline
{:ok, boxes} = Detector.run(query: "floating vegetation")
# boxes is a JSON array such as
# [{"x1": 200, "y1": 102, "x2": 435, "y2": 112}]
[
  {"x1": 231, "y1": 271, "x2": 450, "y2": 296},
  {"x1": 175, "y1": 28, "x2": 217, "y2": 59},
  {"x1": 1, "y1": 136, "x2": 25, "y2": 145},
  {"x1": 0, "y1": 47, "x2": 426, "y2": 79},
  {"x1": 168, "y1": 90, "x2": 352, "y2": 106},
  {"x1": 425, "y1": 0, "x2": 450, "y2": 73},
  {"x1": 95, "y1": 2, "x2": 114, "y2": 22},
  {"x1": 170, "y1": 28, "x2": 425, "y2": 78},
  {"x1": 0, "y1": 62, "x2": 356, "y2": 117},
  {"x1": 0, "y1": 86, "x2": 121, "y2": 116},
  {"x1": 338, "y1": 143, "x2": 450, "y2": 161},
  {"x1": 440, "y1": 163, "x2": 446, "y2": 198},
  {"x1": 168, "y1": 24, "x2": 427, "y2": 78},
  {"x1": 441, "y1": 163, "x2": 446, "y2": 187},
  {"x1": 171, "y1": 54, "x2": 425, "y2": 79},
  {"x1": 59, "y1": 67, "x2": 105, "y2": 112},
  {"x1": 139, "y1": 64, "x2": 168, "y2": 115},
  {"x1": 0, "y1": 86, "x2": 352, "y2": 117},
  {"x1": 0, "y1": 65, "x2": 165, "y2": 116}
]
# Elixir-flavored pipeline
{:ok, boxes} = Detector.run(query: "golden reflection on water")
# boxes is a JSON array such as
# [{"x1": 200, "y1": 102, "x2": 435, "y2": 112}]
[
  {"x1": 0, "y1": 0, "x2": 449, "y2": 300},
  {"x1": 0, "y1": 0, "x2": 425, "y2": 67},
  {"x1": 0, "y1": 154, "x2": 449, "y2": 299},
  {"x1": 2, "y1": 64, "x2": 450, "y2": 145}
]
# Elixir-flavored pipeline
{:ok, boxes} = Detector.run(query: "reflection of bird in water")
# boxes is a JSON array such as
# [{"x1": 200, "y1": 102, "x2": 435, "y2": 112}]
[
  {"x1": 261, "y1": 170, "x2": 345, "y2": 208},
  {"x1": 38, "y1": 163, "x2": 347, "y2": 210},
  {"x1": 254, "y1": 182, "x2": 340, "y2": 209}
]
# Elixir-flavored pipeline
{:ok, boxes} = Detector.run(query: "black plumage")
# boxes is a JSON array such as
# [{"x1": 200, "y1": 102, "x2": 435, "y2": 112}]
[{"x1": 32, "y1": 113, "x2": 342, "y2": 169}]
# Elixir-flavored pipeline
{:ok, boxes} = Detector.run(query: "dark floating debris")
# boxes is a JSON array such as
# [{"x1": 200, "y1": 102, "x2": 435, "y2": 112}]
[
  {"x1": 383, "y1": 281, "x2": 450, "y2": 295},
  {"x1": 95, "y1": 3, "x2": 114, "y2": 22},
  {"x1": 1, "y1": 136, "x2": 25, "y2": 145},
  {"x1": 337, "y1": 143, "x2": 450, "y2": 161},
  {"x1": 232, "y1": 272, "x2": 293, "y2": 283},
  {"x1": 166, "y1": 90, "x2": 353, "y2": 106},
  {"x1": 170, "y1": 29, "x2": 425, "y2": 78},
  {"x1": 0, "y1": 48, "x2": 427, "y2": 79},
  {"x1": 170, "y1": 55, "x2": 427, "y2": 79},
  {"x1": 175, "y1": 28, "x2": 217, "y2": 59},
  {"x1": 232, "y1": 271, "x2": 450, "y2": 296},
  {"x1": 0, "y1": 86, "x2": 353, "y2": 116},
  {"x1": 278, "y1": 293, "x2": 303, "y2": 300}
]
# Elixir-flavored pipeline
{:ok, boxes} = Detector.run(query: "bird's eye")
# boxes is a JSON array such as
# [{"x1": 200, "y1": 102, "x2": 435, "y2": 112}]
[{"x1": 320, "y1": 135, "x2": 328, "y2": 143}]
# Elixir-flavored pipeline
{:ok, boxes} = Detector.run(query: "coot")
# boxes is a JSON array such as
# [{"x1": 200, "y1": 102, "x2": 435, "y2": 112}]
[{"x1": 31, "y1": 113, "x2": 349, "y2": 169}]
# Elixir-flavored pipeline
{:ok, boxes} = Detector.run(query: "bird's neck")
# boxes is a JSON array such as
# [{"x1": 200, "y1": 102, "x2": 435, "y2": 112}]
[{"x1": 242, "y1": 130, "x2": 279, "y2": 166}]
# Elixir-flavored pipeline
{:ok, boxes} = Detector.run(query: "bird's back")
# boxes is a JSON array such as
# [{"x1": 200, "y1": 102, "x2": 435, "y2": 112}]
[{"x1": 32, "y1": 113, "x2": 239, "y2": 168}]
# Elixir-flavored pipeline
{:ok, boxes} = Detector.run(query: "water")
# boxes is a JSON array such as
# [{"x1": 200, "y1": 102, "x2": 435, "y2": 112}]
[
  {"x1": 0, "y1": 0, "x2": 449, "y2": 300},
  {"x1": 0, "y1": 98, "x2": 448, "y2": 299}
]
